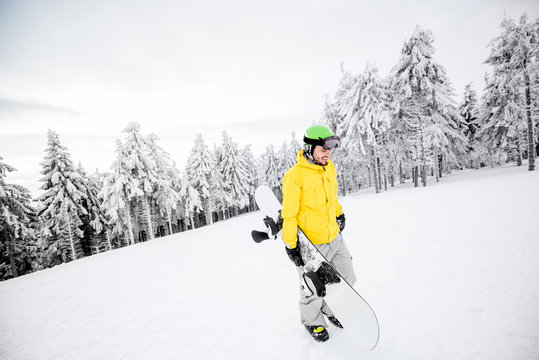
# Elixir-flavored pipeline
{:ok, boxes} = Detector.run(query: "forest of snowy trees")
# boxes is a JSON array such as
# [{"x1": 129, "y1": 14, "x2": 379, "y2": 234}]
[{"x1": 1, "y1": 14, "x2": 537, "y2": 280}]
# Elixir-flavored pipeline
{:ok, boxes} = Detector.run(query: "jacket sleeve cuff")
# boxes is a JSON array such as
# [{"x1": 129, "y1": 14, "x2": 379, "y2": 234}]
[{"x1": 283, "y1": 237, "x2": 298, "y2": 249}]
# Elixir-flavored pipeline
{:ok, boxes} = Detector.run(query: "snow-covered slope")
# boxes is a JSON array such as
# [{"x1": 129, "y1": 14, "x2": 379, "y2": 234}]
[{"x1": 1, "y1": 165, "x2": 538, "y2": 360}]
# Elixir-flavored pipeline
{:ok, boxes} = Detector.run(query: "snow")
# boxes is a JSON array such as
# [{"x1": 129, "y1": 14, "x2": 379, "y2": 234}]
[{"x1": 1, "y1": 164, "x2": 538, "y2": 360}]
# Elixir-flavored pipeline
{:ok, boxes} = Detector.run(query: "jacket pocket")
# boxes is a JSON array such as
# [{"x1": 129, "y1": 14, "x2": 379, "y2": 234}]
[{"x1": 301, "y1": 182, "x2": 320, "y2": 209}]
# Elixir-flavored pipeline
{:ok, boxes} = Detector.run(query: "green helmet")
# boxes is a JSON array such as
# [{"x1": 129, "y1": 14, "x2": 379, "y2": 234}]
[
  {"x1": 304, "y1": 125, "x2": 335, "y2": 141},
  {"x1": 303, "y1": 125, "x2": 341, "y2": 157}
]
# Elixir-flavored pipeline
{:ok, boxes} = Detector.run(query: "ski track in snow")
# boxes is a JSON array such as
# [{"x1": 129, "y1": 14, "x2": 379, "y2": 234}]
[{"x1": 0, "y1": 165, "x2": 538, "y2": 360}]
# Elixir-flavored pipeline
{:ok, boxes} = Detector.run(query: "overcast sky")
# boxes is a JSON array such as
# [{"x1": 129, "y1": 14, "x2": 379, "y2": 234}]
[{"x1": 1, "y1": 0, "x2": 538, "y2": 196}]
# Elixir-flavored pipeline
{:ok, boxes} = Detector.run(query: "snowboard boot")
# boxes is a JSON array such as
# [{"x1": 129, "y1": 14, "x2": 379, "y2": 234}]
[
  {"x1": 327, "y1": 316, "x2": 343, "y2": 329},
  {"x1": 304, "y1": 325, "x2": 329, "y2": 342}
]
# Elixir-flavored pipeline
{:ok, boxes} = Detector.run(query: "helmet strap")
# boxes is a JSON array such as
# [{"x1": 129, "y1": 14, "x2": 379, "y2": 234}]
[
  {"x1": 303, "y1": 145, "x2": 325, "y2": 166},
  {"x1": 304, "y1": 144, "x2": 314, "y2": 158}
]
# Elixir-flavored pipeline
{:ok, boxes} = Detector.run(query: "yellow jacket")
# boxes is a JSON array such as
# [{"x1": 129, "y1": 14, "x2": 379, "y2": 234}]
[{"x1": 281, "y1": 150, "x2": 344, "y2": 248}]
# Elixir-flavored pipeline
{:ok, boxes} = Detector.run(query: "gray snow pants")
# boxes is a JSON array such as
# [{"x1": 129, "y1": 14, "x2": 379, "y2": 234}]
[{"x1": 296, "y1": 233, "x2": 357, "y2": 327}]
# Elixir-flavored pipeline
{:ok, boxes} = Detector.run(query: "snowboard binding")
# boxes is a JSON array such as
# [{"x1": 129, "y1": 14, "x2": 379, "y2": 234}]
[
  {"x1": 300, "y1": 262, "x2": 341, "y2": 298},
  {"x1": 251, "y1": 212, "x2": 283, "y2": 243},
  {"x1": 263, "y1": 211, "x2": 283, "y2": 236}
]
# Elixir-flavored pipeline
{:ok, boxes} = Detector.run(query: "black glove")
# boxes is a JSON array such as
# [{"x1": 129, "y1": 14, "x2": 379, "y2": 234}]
[
  {"x1": 285, "y1": 245, "x2": 305, "y2": 267},
  {"x1": 336, "y1": 214, "x2": 346, "y2": 232},
  {"x1": 316, "y1": 262, "x2": 341, "y2": 285}
]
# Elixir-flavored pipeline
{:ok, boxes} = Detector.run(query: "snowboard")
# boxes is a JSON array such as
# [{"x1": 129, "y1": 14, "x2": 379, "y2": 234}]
[{"x1": 252, "y1": 185, "x2": 380, "y2": 350}]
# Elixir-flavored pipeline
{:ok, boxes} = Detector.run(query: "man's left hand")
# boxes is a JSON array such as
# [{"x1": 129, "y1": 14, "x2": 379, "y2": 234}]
[{"x1": 336, "y1": 214, "x2": 346, "y2": 232}]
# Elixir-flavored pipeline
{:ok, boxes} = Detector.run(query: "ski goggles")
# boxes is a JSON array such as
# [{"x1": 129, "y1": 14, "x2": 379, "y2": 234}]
[{"x1": 303, "y1": 135, "x2": 341, "y2": 150}]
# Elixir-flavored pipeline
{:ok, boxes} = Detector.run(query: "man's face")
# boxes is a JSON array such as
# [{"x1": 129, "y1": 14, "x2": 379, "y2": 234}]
[{"x1": 312, "y1": 145, "x2": 331, "y2": 166}]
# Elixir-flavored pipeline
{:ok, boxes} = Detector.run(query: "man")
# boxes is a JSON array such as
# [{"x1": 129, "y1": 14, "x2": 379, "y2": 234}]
[{"x1": 281, "y1": 125, "x2": 357, "y2": 342}]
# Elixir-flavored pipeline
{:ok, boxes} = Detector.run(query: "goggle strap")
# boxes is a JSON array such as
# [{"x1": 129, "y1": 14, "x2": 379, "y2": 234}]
[{"x1": 303, "y1": 136, "x2": 324, "y2": 146}]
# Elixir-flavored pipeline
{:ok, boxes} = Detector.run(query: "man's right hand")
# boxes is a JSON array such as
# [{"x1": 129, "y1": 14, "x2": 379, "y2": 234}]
[{"x1": 285, "y1": 245, "x2": 305, "y2": 267}]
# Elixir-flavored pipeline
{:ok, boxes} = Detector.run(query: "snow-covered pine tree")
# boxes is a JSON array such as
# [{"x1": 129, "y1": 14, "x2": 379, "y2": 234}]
[
  {"x1": 254, "y1": 156, "x2": 266, "y2": 191},
  {"x1": 338, "y1": 74, "x2": 363, "y2": 153},
  {"x1": 0, "y1": 156, "x2": 37, "y2": 279},
  {"x1": 482, "y1": 14, "x2": 538, "y2": 171},
  {"x1": 322, "y1": 94, "x2": 341, "y2": 138},
  {"x1": 178, "y1": 170, "x2": 203, "y2": 230},
  {"x1": 277, "y1": 140, "x2": 291, "y2": 183},
  {"x1": 121, "y1": 122, "x2": 158, "y2": 240},
  {"x1": 340, "y1": 63, "x2": 391, "y2": 193},
  {"x1": 382, "y1": 129, "x2": 403, "y2": 187},
  {"x1": 37, "y1": 130, "x2": 88, "y2": 264},
  {"x1": 390, "y1": 26, "x2": 468, "y2": 186},
  {"x1": 332, "y1": 63, "x2": 358, "y2": 141},
  {"x1": 289, "y1": 131, "x2": 302, "y2": 156},
  {"x1": 475, "y1": 62, "x2": 525, "y2": 167},
  {"x1": 156, "y1": 165, "x2": 181, "y2": 235},
  {"x1": 75, "y1": 164, "x2": 113, "y2": 254},
  {"x1": 212, "y1": 143, "x2": 229, "y2": 221},
  {"x1": 532, "y1": 65, "x2": 539, "y2": 157},
  {"x1": 284, "y1": 132, "x2": 304, "y2": 181},
  {"x1": 239, "y1": 144, "x2": 258, "y2": 211},
  {"x1": 216, "y1": 131, "x2": 249, "y2": 217},
  {"x1": 274, "y1": 134, "x2": 302, "y2": 193},
  {"x1": 330, "y1": 145, "x2": 355, "y2": 196},
  {"x1": 235, "y1": 145, "x2": 252, "y2": 214},
  {"x1": 324, "y1": 64, "x2": 378, "y2": 194},
  {"x1": 186, "y1": 133, "x2": 215, "y2": 226},
  {"x1": 89, "y1": 169, "x2": 114, "y2": 251},
  {"x1": 398, "y1": 95, "x2": 429, "y2": 187},
  {"x1": 260, "y1": 145, "x2": 281, "y2": 194},
  {"x1": 458, "y1": 84, "x2": 480, "y2": 167},
  {"x1": 167, "y1": 167, "x2": 184, "y2": 233},
  {"x1": 459, "y1": 84, "x2": 480, "y2": 143},
  {"x1": 100, "y1": 140, "x2": 143, "y2": 246},
  {"x1": 385, "y1": 71, "x2": 410, "y2": 186},
  {"x1": 146, "y1": 133, "x2": 180, "y2": 235}
]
